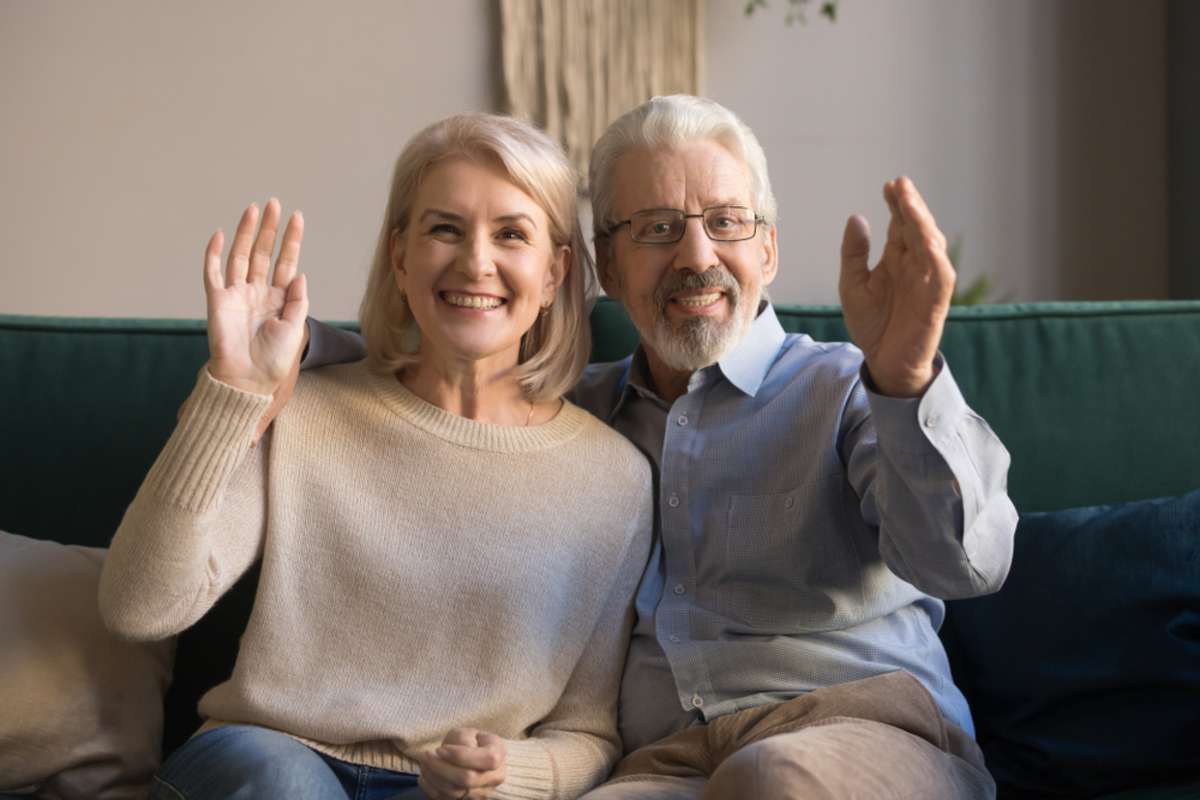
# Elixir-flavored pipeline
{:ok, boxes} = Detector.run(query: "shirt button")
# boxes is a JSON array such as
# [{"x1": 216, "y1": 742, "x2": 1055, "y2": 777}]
[
  {"x1": 784, "y1": 497, "x2": 794, "y2": 509},
  {"x1": 924, "y1": 413, "x2": 939, "y2": 429},
  {"x1": 668, "y1": 494, "x2": 680, "y2": 508},
  {"x1": 669, "y1": 634, "x2": 681, "y2": 643},
  {"x1": 677, "y1": 414, "x2": 689, "y2": 426},
  {"x1": 673, "y1": 583, "x2": 686, "y2": 596},
  {"x1": 691, "y1": 694, "x2": 704, "y2": 708}
]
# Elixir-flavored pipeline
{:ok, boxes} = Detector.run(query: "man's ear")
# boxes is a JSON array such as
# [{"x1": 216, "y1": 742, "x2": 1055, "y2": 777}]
[
  {"x1": 595, "y1": 235, "x2": 622, "y2": 298},
  {"x1": 760, "y1": 224, "x2": 779, "y2": 287},
  {"x1": 390, "y1": 228, "x2": 406, "y2": 291},
  {"x1": 544, "y1": 244, "x2": 570, "y2": 306}
]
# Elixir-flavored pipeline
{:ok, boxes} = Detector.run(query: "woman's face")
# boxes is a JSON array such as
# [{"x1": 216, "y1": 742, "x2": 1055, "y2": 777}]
[{"x1": 392, "y1": 157, "x2": 567, "y2": 372}]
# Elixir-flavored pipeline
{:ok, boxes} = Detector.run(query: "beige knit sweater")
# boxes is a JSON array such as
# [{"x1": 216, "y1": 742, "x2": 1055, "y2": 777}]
[{"x1": 99, "y1": 362, "x2": 654, "y2": 800}]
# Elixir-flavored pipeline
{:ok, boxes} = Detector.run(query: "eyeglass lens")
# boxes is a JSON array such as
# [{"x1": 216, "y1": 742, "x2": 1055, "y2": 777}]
[{"x1": 629, "y1": 206, "x2": 757, "y2": 243}]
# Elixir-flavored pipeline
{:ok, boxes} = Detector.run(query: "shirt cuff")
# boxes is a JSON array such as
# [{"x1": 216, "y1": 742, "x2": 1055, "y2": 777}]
[
  {"x1": 301, "y1": 318, "x2": 368, "y2": 369},
  {"x1": 864, "y1": 355, "x2": 968, "y2": 454}
]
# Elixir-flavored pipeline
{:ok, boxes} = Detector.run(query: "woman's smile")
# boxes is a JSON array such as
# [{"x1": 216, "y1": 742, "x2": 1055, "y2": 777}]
[{"x1": 440, "y1": 290, "x2": 507, "y2": 311}]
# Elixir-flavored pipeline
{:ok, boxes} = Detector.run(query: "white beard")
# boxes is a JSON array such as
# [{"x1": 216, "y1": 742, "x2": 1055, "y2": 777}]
[{"x1": 643, "y1": 290, "x2": 758, "y2": 372}]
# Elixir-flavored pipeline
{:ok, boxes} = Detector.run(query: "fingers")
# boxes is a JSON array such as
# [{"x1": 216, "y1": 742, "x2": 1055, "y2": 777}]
[
  {"x1": 417, "y1": 730, "x2": 506, "y2": 799},
  {"x1": 418, "y1": 750, "x2": 503, "y2": 799},
  {"x1": 839, "y1": 214, "x2": 871, "y2": 285},
  {"x1": 226, "y1": 204, "x2": 260, "y2": 285},
  {"x1": 273, "y1": 210, "x2": 305, "y2": 289},
  {"x1": 886, "y1": 176, "x2": 947, "y2": 255},
  {"x1": 883, "y1": 181, "x2": 904, "y2": 247},
  {"x1": 204, "y1": 229, "x2": 224, "y2": 293},
  {"x1": 247, "y1": 198, "x2": 281, "y2": 285},
  {"x1": 437, "y1": 743, "x2": 504, "y2": 772}
]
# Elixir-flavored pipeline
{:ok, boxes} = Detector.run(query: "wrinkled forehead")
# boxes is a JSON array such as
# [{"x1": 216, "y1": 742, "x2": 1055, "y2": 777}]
[{"x1": 610, "y1": 140, "x2": 755, "y2": 216}]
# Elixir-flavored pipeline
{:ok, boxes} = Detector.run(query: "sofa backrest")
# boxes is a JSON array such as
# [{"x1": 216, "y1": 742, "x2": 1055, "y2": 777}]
[
  {"x1": 591, "y1": 299, "x2": 1200, "y2": 512},
  {"x1": 2, "y1": 300, "x2": 1199, "y2": 754}
]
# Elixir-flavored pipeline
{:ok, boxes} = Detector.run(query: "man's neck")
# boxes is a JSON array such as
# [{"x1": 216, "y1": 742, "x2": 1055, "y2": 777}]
[{"x1": 642, "y1": 347, "x2": 700, "y2": 403}]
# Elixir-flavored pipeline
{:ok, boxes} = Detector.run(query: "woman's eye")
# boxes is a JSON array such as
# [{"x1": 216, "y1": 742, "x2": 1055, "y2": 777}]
[
  {"x1": 429, "y1": 223, "x2": 462, "y2": 237},
  {"x1": 498, "y1": 228, "x2": 530, "y2": 242}
]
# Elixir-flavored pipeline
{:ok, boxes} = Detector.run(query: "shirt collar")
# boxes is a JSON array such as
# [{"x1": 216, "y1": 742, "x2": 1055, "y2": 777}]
[{"x1": 716, "y1": 302, "x2": 787, "y2": 397}]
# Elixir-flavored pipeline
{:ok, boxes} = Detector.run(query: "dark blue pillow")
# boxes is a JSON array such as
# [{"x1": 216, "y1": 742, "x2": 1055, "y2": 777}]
[{"x1": 941, "y1": 490, "x2": 1200, "y2": 799}]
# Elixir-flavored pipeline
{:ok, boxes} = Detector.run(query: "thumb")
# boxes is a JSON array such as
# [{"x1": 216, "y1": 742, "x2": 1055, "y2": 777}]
[
  {"x1": 839, "y1": 214, "x2": 871, "y2": 288},
  {"x1": 281, "y1": 273, "x2": 309, "y2": 327}
]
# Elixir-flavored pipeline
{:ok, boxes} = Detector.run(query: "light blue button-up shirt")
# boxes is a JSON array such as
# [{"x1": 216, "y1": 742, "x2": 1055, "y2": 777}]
[{"x1": 570, "y1": 305, "x2": 1017, "y2": 752}]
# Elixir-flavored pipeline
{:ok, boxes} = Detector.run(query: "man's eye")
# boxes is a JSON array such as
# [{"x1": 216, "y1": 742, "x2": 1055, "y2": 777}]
[
  {"x1": 710, "y1": 216, "x2": 737, "y2": 229},
  {"x1": 638, "y1": 220, "x2": 674, "y2": 237}
]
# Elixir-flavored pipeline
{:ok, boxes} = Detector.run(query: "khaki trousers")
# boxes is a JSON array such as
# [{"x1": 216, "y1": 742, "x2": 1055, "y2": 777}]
[{"x1": 581, "y1": 671, "x2": 995, "y2": 800}]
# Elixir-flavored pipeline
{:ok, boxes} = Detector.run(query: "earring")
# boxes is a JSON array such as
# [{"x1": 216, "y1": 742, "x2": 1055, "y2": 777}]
[{"x1": 539, "y1": 301, "x2": 552, "y2": 318}]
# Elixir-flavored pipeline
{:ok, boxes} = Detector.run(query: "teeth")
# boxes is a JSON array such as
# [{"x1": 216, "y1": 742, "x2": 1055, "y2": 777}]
[
  {"x1": 444, "y1": 293, "x2": 503, "y2": 310},
  {"x1": 676, "y1": 292, "x2": 721, "y2": 307}
]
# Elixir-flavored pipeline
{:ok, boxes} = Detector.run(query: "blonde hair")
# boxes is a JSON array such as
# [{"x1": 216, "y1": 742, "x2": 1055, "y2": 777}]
[
  {"x1": 589, "y1": 95, "x2": 778, "y2": 241},
  {"x1": 360, "y1": 113, "x2": 594, "y2": 402}
]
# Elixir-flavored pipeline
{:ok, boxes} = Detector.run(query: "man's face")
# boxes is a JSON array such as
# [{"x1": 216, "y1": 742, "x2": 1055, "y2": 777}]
[{"x1": 598, "y1": 139, "x2": 777, "y2": 373}]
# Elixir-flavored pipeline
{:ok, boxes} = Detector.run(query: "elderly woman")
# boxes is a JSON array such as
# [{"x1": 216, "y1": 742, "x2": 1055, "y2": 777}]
[{"x1": 99, "y1": 114, "x2": 653, "y2": 800}]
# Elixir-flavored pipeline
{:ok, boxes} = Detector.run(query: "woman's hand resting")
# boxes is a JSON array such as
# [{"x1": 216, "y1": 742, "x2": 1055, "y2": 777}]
[
  {"x1": 416, "y1": 727, "x2": 508, "y2": 799},
  {"x1": 204, "y1": 198, "x2": 308, "y2": 397}
]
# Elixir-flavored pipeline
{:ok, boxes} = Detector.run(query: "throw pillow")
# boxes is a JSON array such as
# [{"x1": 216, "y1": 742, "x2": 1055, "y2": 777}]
[
  {"x1": 0, "y1": 531, "x2": 175, "y2": 799},
  {"x1": 941, "y1": 490, "x2": 1200, "y2": 798}
]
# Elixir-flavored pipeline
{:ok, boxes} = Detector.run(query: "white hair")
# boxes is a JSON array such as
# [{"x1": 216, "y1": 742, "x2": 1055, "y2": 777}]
[{"x1": 588, "y1": 95, "x2": 778, "y2": 240}]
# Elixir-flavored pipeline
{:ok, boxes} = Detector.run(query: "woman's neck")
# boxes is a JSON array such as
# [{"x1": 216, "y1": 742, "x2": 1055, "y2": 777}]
[{"x1": 400, "y1": 352, "x2": 535, "y2": 426}]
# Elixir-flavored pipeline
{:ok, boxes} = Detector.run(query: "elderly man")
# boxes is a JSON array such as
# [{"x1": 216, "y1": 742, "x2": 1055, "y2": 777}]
[{"x1": 301, "y1": 95, "x2": 1016, "y2": 798}]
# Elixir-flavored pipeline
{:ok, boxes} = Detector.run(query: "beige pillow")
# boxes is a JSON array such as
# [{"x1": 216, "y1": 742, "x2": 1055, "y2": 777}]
[{"x1": 0, "y1": 532, "x2": 175, "y2": 800}]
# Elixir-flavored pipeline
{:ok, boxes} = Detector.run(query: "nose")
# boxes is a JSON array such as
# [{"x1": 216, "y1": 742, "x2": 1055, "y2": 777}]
[
  {"x1": 457, "y1": 233, "x2": 496, "y2": 279},
  {"x1": 671, "y1": 215, "x2": 719, "y2": 273}
]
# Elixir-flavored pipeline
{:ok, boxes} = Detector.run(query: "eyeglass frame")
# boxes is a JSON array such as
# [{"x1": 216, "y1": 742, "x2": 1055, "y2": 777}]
[{"x1": 603, "y1": 205, "x2": 767, "y2": 244}]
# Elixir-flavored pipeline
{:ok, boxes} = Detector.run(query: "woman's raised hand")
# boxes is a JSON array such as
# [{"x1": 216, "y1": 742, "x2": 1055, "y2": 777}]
[{"x1": 204, "y1": 199, "x2": 308, "y2": 396}]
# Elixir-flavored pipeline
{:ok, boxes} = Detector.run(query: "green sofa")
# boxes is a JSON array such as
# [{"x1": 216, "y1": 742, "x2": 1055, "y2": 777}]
[{"x1": 2, "y1": 299, "x2": 1198, "y2": 799}]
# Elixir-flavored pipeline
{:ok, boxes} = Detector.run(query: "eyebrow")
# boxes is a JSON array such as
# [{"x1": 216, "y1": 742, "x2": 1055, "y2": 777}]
[
  {"x1": 419, "y1": 209, "x2": 539, "y2": 230},
  {"x1": 630, "y1": 201, "x2": 749, "y2": 214}
]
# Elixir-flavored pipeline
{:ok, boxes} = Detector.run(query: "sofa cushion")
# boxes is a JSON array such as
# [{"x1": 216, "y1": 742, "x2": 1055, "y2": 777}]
[
  {"x1": 941, "y1": 490, "x2": 1200, "y2": 798},
  {"x1": 0, "y1": 532, "x2": 176, "y2": 799}
]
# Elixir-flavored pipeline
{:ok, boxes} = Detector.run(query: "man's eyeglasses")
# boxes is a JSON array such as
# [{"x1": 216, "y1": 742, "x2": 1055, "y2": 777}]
[{"x1": 606, "y1": 206, "x2": 765, "y2": 244}]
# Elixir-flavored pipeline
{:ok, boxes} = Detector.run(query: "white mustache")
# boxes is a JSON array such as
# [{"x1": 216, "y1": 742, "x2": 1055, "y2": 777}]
[{"x1": 654, "y1": 268, "x2": 740, "y2": 312}]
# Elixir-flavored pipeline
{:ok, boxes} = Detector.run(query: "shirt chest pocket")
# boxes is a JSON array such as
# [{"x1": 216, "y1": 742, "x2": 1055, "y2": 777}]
[{"x1": 716, "y1": 475, "x2": 866, "y2": 632}]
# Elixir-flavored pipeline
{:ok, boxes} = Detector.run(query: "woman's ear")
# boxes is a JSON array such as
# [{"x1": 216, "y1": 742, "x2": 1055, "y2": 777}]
[
  {"x1": 390, "y1": 228, "x2": 406, "y2": 291},
  {"x1": 544, "y1": 244, "x2": 570, "y2": 306}
]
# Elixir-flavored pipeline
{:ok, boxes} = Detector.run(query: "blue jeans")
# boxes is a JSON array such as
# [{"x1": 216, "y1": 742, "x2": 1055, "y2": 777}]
[{"x1": 151, "y1": 724, "x2": 428, "y2": 800}]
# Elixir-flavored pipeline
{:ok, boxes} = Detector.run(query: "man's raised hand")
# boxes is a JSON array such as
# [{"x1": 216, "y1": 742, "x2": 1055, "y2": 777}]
[
  {"x1": 204, "y1": 198, "x2": 308, "y2": 398},
  {"x1": 838, "y1": 177, "x2": 955, "y2": 398}
]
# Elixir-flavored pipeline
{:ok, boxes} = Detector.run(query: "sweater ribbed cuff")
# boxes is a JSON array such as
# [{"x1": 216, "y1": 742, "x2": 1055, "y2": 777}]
[
  {"x1": 494, "y1": 738, "x2": 556, "y2": 800},
  {"x1": 143, "y1": 369, "x2": 271, "y2": 512}
]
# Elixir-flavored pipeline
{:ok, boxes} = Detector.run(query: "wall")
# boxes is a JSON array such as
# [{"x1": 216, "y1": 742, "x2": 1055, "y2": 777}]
[
  {"x1": 706, "y1": 0, "x2": 1168, "y2": 304},
  {"x1": 0, "y1": 0, "x2": 1169, "y2": 318},
  {"x1": 0, "y1": 0, "x2": 498, "y2": 320}
]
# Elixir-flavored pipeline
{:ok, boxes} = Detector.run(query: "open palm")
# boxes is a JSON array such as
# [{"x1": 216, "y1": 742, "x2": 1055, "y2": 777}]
[
  {"x1": 838, "y1": 177, "x2": 955, "y2": 397},
  {"x1": 204, "y1": 199, "x2": 308, "y2": 397}
]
